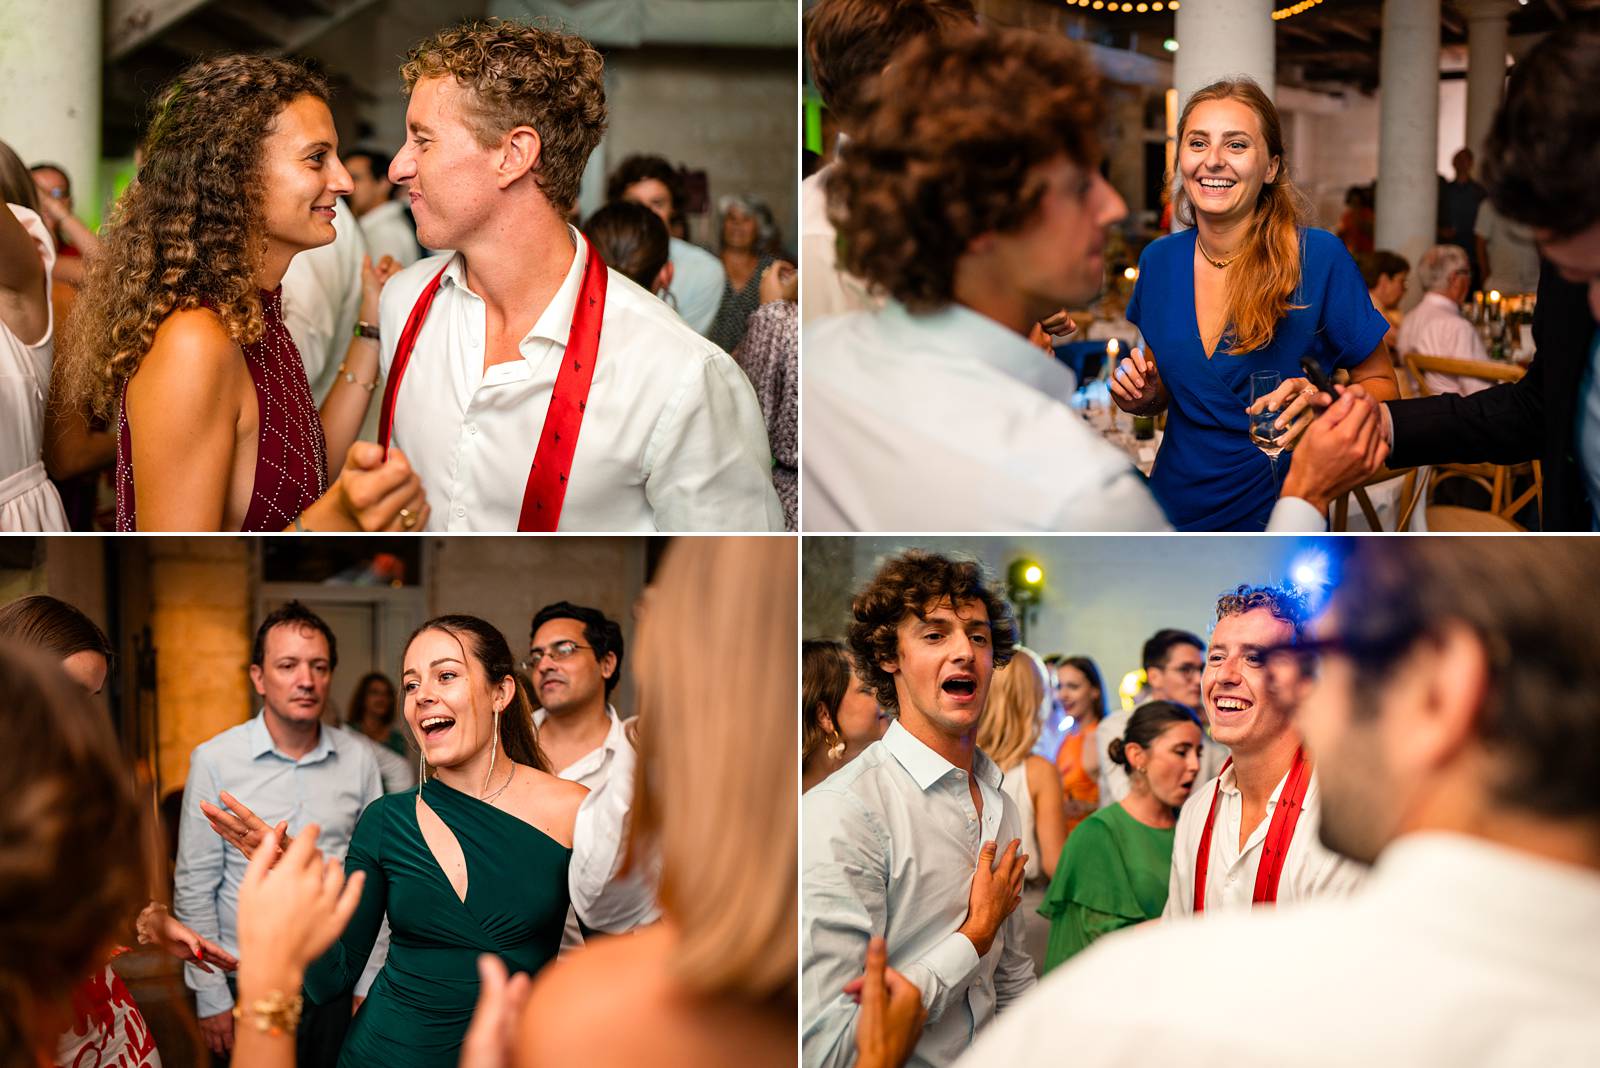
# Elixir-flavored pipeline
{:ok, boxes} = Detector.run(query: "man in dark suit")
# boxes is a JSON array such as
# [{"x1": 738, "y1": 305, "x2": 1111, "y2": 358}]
[{"x1": 1384, "y1": 18, "x2": 1600, "y2": 530}]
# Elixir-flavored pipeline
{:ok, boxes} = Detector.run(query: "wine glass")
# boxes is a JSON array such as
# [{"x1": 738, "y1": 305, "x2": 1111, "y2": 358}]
[{"x1": 1248, "y1": 369, "x2": 1286, "y2": 477}]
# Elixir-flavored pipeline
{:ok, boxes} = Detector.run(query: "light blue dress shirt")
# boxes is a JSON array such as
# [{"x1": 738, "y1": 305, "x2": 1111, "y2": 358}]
[
  {"x1": 173, "y1": 714, "x2": 383, "y2": 1018},
  {"x1": 1578, "y1": 327, "x2": 1600, "y2": 529},
  {"x1": 802, "y1": 720, "x2": 1037, "y2": 1068}
]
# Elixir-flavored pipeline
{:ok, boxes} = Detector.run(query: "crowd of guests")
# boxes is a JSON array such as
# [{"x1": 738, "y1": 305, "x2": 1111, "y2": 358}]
[
  {"x1": 0, "y1": 536, "x2": 796, "y2": 1067},
  {"x1": 801, "y1": 1, "x2": 1600, "y2": 531},
  {"x1": 801, "y1": 541, "x2": 1600, "y2": 1066},
  {"x1": 1, "y1": 15, "x2": 796, "y2": 535}
]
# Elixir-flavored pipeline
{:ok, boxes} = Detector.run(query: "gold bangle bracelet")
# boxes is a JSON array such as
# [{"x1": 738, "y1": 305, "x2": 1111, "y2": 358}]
[{"x1": 232, "y1": 990, "x2": 303, "y2": 1036}]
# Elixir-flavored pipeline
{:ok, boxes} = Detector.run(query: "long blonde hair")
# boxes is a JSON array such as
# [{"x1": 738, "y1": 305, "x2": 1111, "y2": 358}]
[
  {"x1": 976, "y1": 646, "x2": 1047, "y2": 771},
  {"x1": 625, "y1": 538, "x2": 796, "y2": 1003},
  {"x1": 1171, "y1": 77, "x2": 1309, "y2": 355}
]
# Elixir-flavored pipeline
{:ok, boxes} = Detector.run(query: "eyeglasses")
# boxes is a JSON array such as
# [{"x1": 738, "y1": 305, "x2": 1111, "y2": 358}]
[
  {"x1": 520, "y1": 640, "x2": 592, "y2": 672},
  {"x1": 1162, "y1": 663, "x2": 1203, "y2": 677}
]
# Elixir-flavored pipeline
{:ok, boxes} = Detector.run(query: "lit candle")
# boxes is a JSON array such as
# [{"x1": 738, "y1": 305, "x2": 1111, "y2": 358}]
[
  {"x1": 1107, "y1": 338, "x2": 1120, "y2": 359},
  {"x1": 1488, "y1": 289, "x2": 1502, "y2": 304},
  {"x1": 1123, "y1": 266, "x2": 1139, "y2": 281}
]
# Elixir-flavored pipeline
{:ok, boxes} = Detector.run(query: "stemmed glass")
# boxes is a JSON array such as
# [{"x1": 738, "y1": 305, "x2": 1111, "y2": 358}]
[{"x1": 1248, "y1": 370, "x2": 1286, "y2": 478}]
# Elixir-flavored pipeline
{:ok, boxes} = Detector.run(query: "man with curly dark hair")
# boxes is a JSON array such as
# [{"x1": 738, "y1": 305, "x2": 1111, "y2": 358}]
[
  {"x1": 1161, "y1": 581, "x2": 1363, "y2": 919},
  {"x1": 802, "y1": 23, "x2": 1390, "y2": 534},
  {"x1": 607, "y1": 153, "x2": 727, "y2": 335},
  {"x1": 803, "y1": 550, "x2": 1032, "y2": 1068},
  {"x1": 377, "y1": 18, "x2": 781, "y2": 532}
]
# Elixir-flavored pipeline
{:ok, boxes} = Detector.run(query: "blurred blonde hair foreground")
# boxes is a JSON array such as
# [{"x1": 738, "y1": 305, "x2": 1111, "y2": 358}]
[
  {"x1": 977, "y1": 647, "x2": 1048, "y2": 772},
  {"x1": 626, "y1": 536, "x2": 798, "y2": 1001}
]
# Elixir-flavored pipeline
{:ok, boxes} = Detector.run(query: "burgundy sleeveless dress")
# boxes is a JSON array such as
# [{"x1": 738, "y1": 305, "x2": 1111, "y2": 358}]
[{"x1": 116, "y1": 288, "x2": 328, "y2": 531}]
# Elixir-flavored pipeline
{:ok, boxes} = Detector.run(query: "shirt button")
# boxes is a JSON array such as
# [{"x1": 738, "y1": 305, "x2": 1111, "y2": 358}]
[
  {"x1": 455, "y1": 506, "x2": 466, "y2": 518},
  {"x1": 467, "y1": 423, "x2": 478, "y2": 435}
]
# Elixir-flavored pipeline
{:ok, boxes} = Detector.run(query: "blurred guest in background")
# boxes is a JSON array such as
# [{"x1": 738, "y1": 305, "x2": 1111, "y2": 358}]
[
  {"x1": 1038, "y1": 701, "x2": 1199, "y2": 972},
  {"x1": 1358, "y1": 249, "x2": 1409, "y2": 356},
  {"x1": 734, "y1": 259, "x2": 799, "y2": 530},
  {"x1": 801, "y1": 638, "x2": 889, "y2": 793},
  {"x1": 1097, "y1": 629, "x2": 1207, "y2": 806},
  {"x1": 1474, "y1": 198, "x2": 1540, "y2": 298},
  {"x1": 1, "y1": 138, "x2": 70, "y2": 530},
  {"x1": 344, "y1": 148, "x2": 422, "y2": 268},
  {"x1": 799, "y1": 0, "x2": 975, "y2": 324},
  {"x1": 608, "y1": 153, "x2": 725, "y2": 335},
  {"x1": 346, "y1": 672, "x2": 407, "y2": 757},
  {"x1": 28, "y1": 161, "x2": 100, "y2": 288},
  {"x1": 708, "y1": 194, "x2": 786, "y2": 354},
  {"x1": 1335, "y1": 185, "x2": 1373, "y2": 256},
  {"x1": 514, "y1": 537, "x2": 797, "y2": 1068},
  {"x1": 1396, "y1": 245, "x2": 1492, "y2": 397},
  {"x1": 1439, "y1": 147, "x2": 1486, "y2": 288},
  {"x1": 583, "y1": 200, "x2": 673, "y2": 295},
  {"x1": 1049, "y1": 655, "x2": 1104, "y2": 836},
  {"x1": 977, "y1": 648, "x2": 1069, "y2": 975}
]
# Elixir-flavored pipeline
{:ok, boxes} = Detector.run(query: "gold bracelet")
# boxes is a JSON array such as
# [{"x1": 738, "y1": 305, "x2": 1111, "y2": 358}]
[
  {"x1": 336, "y1": 362, "x2": 379, "y2": 393},
  {"x1": 232, "y1": 990, "x2": 303, "y2": 1036}
]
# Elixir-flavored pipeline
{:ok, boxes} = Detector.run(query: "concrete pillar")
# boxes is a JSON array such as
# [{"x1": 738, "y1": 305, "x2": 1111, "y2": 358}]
[
  {"x1": 1457, "y1": 0, "x2": 1517, "y2": 160},
  {"x1": 0, "y1": 0, "x2": 101, "y2": 217},
  {"x1": 1174, "y1": 0, "x2": 1275, "y2": 110},
  {"x1": 1375, "y1": 0, "x2": 1441, "y2": 302}
]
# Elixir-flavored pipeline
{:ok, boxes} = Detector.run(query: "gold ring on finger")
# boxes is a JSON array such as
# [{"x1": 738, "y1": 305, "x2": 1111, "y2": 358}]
[{"x1": 399, "y1": 507, "x2": 417, "y2": 530}]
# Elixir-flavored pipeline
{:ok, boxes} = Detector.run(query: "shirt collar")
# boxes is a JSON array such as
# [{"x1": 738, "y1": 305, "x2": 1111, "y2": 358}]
[
  {"x1": 247, "y1": 713, "x2": 336, "y2": 764},
  {"x1": 881, "y1": 300, "x2": 1076, "y2": 401},
  {"x1": 881, "y1": 718, "x2": 1002, "y2": 792},
  {"x1": 437, "y1": 225, "x2": 588, "y2": 356},
  {"x1": 1419, "y1": 291, "x2": 1463, "y2": 315},
  {"x1": 532, "y1": 704, "x2": 628, "y2": 756}
]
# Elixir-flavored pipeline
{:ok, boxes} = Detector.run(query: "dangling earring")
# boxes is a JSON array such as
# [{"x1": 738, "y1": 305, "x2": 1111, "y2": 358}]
[
  {"x1": 417, "y1": 746, "x2": 427, "y2": 794},
  {"x1": 481, "y1": 705, "x2": 502, "y2": 797},
  {"x1": 827, "y1": 729, "x2": 846, "y2": 761}
]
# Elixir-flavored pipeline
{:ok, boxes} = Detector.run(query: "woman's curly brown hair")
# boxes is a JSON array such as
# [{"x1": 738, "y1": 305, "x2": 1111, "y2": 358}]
[
  {"x1": 401, "y1": 17, "x2": 607, "y2": 215},
  {"x1": 58, "y1": 55, "x2": 330, "y2": 422},
  {"x1": 827, "y1": 25, "x2": 1104, "y2": 310},
  {"x1": 847, "y1": 550, "x2": 1017, "y2": 710}
]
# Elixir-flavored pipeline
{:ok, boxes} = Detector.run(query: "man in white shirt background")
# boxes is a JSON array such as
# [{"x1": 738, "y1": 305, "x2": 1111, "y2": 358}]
[
  {"x1": 607, "y1": 154, "x2": 726, "y2": 337},
  {"x1": 1097, "y1": 628, "x2": 1216, "y2": 806},
  {"x1": 957, "y1": 538, "x2": 1600, "y2": 1067},
  {"x1": 1164, "y1": 584, "x2": 1365, "y2": 918},
  {"x1": 803, "y1": 551, "x2": 1032, "y2": 1068},
  {"x1": 526, "y1": 600, "x2": 660, "y2": 940},
  {"x1": 346, "y1": 148, "x2": 423, "y2": 268},
  {"x1": 1396, "y1": 244, "x2": 1494, "y2": 397},
  {"x1": 378, "y1": 19, "x2": 781, "y2": 532},
  {"x1": 802, "y1": 24, "x2": 1388, "y2": 533}
]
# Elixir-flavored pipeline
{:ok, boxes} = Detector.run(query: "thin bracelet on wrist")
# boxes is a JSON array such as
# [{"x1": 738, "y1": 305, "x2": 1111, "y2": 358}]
[
  {"x1": 335, "y1": 361, "x2": 380, "y2": 393},
  {"x1": 232, "y1": 989, "x2": 303, "y2": 1036}
]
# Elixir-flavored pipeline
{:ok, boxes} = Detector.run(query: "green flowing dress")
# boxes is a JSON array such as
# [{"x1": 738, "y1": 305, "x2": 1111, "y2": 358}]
[
  {"x1": 305, "y1": 777, "x2": 571, "y2": 1067},
  {"x1": 1037, "y1": 802, "x2": 1175, "y2": 973}
]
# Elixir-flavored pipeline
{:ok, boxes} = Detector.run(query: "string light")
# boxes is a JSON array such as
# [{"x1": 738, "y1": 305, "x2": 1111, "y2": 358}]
[{"x1": 1272, "y1": 0, "x2": 1325, "y2": 20}]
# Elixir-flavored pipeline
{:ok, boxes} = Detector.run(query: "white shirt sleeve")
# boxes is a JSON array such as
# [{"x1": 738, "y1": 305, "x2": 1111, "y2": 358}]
[
  {"x1": 642, "y1": 351, "x2": 784, "y2": 531},
  {"x1": 174, "y1": 749, "x2": 234, "y2": 1017},
  {"x1": 569, "y1": 743, "x2": 662, "y2": 932},
  {"x1": 1265, "y1": 496, "x2": 1329, "y2": 532}
]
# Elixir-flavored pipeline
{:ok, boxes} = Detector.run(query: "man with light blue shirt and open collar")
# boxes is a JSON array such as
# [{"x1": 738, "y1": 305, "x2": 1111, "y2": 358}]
[
  {"x1": 803, "y1": 24, "x2": 1386, "y2": 533},
  {"x1": 174, "y1": 602, "x2": 383, "y2": 1063},
  {"x1": 803, "y1": 550, "x2": 1033, "y2": 1068}
]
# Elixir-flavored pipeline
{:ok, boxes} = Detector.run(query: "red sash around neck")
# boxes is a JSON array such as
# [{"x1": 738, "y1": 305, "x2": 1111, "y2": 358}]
[
  {"x1": 1192, "y1": 747, "x2": 1310, "y2": 912},
  {"x1": 379, "y1": 240, "x2": 608, "y2": 532}
]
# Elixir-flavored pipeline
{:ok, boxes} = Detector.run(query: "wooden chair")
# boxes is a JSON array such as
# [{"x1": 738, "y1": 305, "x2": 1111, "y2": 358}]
[
  {"x1": 1399, "y1": 354, "x2": 1542, "y2": 525},
  {"x1": 1423, "y1": 505, "x2": 1524, "y2": 531},
  {"x1": 1330, "y1": 465, "x2": 1426, "y2": 532}
]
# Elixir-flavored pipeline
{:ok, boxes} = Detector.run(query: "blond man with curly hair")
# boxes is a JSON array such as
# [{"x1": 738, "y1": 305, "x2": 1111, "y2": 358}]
[
  {"x1": 801, "y1": 24, "x2": 1388, "y2": 534},
  {"x1": 1161, "y1": 583, "x2": 1364, "y2": 918},
  {"x1": 376, "y1": 18, "x2": 781, "y2": 532}
]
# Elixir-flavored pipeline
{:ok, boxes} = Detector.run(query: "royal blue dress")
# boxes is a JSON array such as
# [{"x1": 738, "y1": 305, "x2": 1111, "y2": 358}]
[{"x1": 1127, "y1": 227, "x2": 1390, "y2": 530}]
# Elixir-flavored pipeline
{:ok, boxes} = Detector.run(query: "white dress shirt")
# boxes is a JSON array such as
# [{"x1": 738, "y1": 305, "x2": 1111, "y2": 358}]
[
  {"x1": 1475, "y1": 200, "x2": 1542, "y2": 296},
  {"x1": 803, "y1": 301, "x2": 1327, "y2": 532},
  {"x1": 1095, "y1": 707, "x2": 1131, "y2": 807},
  {"x1": 800, "y1": 165, "x2": 880, "y2": 326},
  {"x1": 667, "y1": 235, "x2": 726, "y2": 335},
  {"x1": 1397, "y1": 291, "x2": 1493, "y2": 397},
  {"x1": 357, "y1": 198, "x2": 422, "y2": 269},
  {"x1": 283, "y1": 198, "x2": 368, "y2": 407},
  {"x1": 539, "y1": 706, "x2": 662, "y2": 944},
  {"x1": 377, "y1": 228, "x2": 782, "y2": 531},
  {"x1": 1163, "y1": 760, "x2": 1365, "y2": 918},
  {"x1": 802, "y1": 720, "x2": 1036, "y2": 1068},
  {"x1": 958, "y1": 832, "x2": 1600, "y2": 1067}
]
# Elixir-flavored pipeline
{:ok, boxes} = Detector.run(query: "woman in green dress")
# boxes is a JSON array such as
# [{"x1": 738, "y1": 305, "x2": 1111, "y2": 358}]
[{"x1": 1038, "y1": 701, "x2": 1203, "y2": 972}]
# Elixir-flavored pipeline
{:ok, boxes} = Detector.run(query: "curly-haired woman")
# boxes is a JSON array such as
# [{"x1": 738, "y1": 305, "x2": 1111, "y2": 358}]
[
  {"x1": 58, "y1": 55, "x2": 426, "y2": 532},
  {"x1": 1109, "y1": 78, "x2": 1399, "y2": 531}
]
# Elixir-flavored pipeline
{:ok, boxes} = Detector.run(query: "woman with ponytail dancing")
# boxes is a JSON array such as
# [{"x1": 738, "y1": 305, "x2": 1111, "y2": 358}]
[
  {"x1": 206, "y1": 614, "x2": 585, "y2": 1066},
  {"x1": 1109, "y1": 78, "x2": 1399, "y2": 530}
]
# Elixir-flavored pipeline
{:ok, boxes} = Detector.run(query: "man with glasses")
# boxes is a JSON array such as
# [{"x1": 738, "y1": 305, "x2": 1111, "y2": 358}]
[
  {"x1": 1395, "y1": 244, "x2": 1493, "y2": 397},
  {"x1": 1161, "y1": 585, "x2": 1363, "y2": 918},
  {"x1": 1097, "y1": 629, "x2": 1209, "y2": 806},
  {"x1": 956, "y1": 540, "x2": 1600, "y2": 1065},
  {"x1": 527, "y1": 601, "x2": 660, "y2": 939}
]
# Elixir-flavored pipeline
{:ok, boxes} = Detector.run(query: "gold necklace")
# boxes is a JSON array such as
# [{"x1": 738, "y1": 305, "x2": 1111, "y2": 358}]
[{"x1": 1196, "y1": 235, "x2": 1238, "y2": 269}]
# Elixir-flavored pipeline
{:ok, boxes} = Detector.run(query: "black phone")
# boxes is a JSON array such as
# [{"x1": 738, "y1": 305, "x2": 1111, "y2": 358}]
[{"x1": 1299, "y1": 356, "x2": 1336, "y2": 399}]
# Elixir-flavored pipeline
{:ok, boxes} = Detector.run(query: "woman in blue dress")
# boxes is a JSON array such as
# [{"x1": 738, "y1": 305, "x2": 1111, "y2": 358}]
[{"x1": 1110, "y1": 77, "x2": 1398, "y2": 531}]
